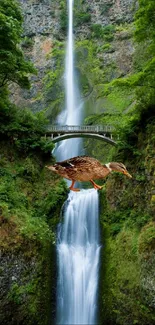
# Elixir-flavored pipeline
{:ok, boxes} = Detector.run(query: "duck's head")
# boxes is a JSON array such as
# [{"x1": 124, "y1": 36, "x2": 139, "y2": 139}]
[{"x1": 105, "y1": 162, "x2": 132, "y2": 178}]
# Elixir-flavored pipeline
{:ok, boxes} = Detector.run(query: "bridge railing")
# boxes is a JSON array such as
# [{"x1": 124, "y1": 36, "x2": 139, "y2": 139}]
[{"x1": 47, "y1": 125, "x2": 114, "y2": 133}]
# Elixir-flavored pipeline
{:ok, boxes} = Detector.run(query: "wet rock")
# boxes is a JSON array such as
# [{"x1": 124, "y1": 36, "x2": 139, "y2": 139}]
[{"x1": 10, "y1": 0, "x2": 137, "y2": 113}]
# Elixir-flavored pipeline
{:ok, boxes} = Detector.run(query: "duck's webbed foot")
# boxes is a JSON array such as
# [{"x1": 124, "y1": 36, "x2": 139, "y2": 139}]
[
  {"x1": 90, "y1": 179, "x2": 103, "y2": 190},
  {"x1": 69, "y1": 180, "x2": 80, "y2": 192}
]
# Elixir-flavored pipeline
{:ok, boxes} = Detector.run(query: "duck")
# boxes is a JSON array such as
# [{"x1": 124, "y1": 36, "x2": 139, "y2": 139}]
[{"x1": 46, "y1": 155, "x2": 132, "y2": 191}]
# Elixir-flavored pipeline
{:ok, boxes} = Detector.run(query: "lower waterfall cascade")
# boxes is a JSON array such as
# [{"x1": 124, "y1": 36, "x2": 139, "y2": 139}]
[{"x1": 56, "y1": 189, "x2": 101, "y2": 324}]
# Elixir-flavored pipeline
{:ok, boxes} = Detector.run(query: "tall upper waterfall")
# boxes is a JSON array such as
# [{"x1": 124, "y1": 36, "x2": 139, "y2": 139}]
[
  {"x1": 55, "y1": 0, "x2": 82, "y2": 161},
  {"x1": 55, "y1": 0, "x2": 101, "y2": 324}
]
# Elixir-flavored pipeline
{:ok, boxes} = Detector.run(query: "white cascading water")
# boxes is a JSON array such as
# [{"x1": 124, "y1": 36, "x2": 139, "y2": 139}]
[
  {"x1": 57, "y1": 190, "x2": 100, "y2": 324},
  {"x1": 55, "y1": 0, "x2": 82, "y2": 161},
  {"x1": 55, "y1": 0, "x2": 101, "y2": 324}
]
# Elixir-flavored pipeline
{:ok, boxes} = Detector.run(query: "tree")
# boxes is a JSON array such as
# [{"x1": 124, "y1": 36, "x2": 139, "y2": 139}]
[
  {"x1": 110, "y1": 1, "x2": 155, "y2": 108},
  {"x1": 134, "y1": 0, "x2": 155, "y2": 43},
  {"x1": 0, "y1": 0, "x2": 35, "y2": 89}
]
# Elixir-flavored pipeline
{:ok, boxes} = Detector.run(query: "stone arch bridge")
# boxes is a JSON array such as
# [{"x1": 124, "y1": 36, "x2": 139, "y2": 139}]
[{"x1": 45, "y1": 125, "x2": 118, "y2": 146}]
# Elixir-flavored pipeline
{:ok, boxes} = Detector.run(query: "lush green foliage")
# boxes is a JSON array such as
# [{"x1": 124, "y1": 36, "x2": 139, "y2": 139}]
[
  {"x1": 109, "y1": 0, "x2": 155, "y2": 122},
  {"x1": 0, "y1": 94, "x2": 67, "y2": 245},
  {"x1": 91, "y1": 24, "x2": 115, "y2": 41},
  {"x1": 135, "y1": 0, "x2": 155, "y2": 42},
  {"x1": 75, "y1": 40, "x2": 105, "y2": 94},
  {"x1": 0, "y1": 0, "x2": 35, "y2": 88},
  {"x1": 44, "y1": 40, "x2": 106, "y2": 120},
  {"x1": 100, "y1": 225, "x2": 155, "y2": 325},
  {"x1": 76, "y1": 12, "x2": 91, "y2": 25},
  {"x1": 138, "y1": 222, "x2": 155, "y2": 256},
  {"x1": 92, "y1": 0, "x2": 155, "y2": 165},
  {"x1": 133, "y1": 0, "x2": 155, "y2": 120},
  {"x1": 99, "y1": 123, "x2": 155, "y2": 324},
  {"x1": 0, "y1": 0, "x2": 155, "y2": 323},
  {"x1": 0, "y1": 128, "x2": 67, "y2": 322},
  {"x1": 0, "y1": 94, "x2": 54, "y2": 155},
  {"x1": 0, "y1": 105, "x2": 67, "y2": 323},
  {"x1": 59, "y1": 1, "x2": 68, "y2": 32},
  {"x1": 0, "y1": 140, "x2": 67, "y2": 250},
  {"x1": 99, "y1": 120, "x2": 155, "y2": 324},
  {"x1": 97, "y1": 3, "x2": 155, "y2": 313},
  {"x1": 74, "y1": 0, "x2": 91, "y2": 27},
  {"x1": 43, "y1": 41, "x2": 65, "y2": 121},
  {"x1": 59, "y1": 0, "x2": 91, "y2": 31},
  {"x1": 0, "y1": 0, "x2": 67, "y2": 261}
]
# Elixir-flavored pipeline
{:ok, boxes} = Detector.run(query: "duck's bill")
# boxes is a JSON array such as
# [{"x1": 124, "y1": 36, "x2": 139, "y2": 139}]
[{"x1": 124, "y1": 170, "x2": 132, "y2": 178}]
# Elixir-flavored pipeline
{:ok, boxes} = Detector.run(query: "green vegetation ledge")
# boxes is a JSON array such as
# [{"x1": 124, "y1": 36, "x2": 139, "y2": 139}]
[{"x1": 0, "y1": 105, "x2": 68, "y2": 325}]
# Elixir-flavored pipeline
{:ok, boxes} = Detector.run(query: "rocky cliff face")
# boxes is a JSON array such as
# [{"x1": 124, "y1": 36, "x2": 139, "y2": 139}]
[
  {"x1": 99, "y1": 120, "x2": 155, "y2": 325},
  {"x1": 11, "y1": 0, "x2": 60, "y2": 111},
  {"x1": 85, "y1": 0, "x2": 136, "y2": 25},
  {"x1": 11, "y1": 0, "x2": 137, "y2": 118},
  {"x1": 0, "y1": 237, "x2": 55, "y2": 325}
]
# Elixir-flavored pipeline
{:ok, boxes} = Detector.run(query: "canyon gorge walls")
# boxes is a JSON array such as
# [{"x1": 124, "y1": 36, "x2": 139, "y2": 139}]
[{"x1": 11, "y1": 0, "x2": 137, "y2": 120}]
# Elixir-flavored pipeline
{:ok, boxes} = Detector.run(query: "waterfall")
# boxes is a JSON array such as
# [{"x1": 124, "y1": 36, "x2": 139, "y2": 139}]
[
  {"x1": 55, "y1": 0, "x2": 82, "y2": 161},
  {"x1": 57, "y1": 190, "x2": 100, "y2": 324},
  {"x1": 55, "y1": 0, "x2": 101, "y2": 324}
]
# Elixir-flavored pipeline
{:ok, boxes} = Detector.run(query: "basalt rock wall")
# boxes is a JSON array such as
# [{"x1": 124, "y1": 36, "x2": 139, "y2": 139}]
[{"x1": 11, "y1": 0, "x2": 137, "y2": 117}]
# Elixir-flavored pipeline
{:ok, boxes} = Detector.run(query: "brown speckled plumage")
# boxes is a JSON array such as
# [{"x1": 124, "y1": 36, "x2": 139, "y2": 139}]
[
  {"x1": 47, "y1": 155, "x2": 132, "y2": 191},
  {"x1": 53, "y1": 156, "x2": 109, "y2": 181}
]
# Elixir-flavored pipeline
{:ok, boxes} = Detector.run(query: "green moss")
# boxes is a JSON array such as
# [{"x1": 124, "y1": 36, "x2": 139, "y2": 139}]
[
  {"x1": 0, "y1": 146, "x2": 67, "y2": 251},
  {"x1": 99, "y1": 117, "x2": 155, "y2": 324},
  {"x1": 100, "y1": 224, "x2": 155, "y2": 325},
  {"x1": 59, "y1": 1, "x2": 68, "y2": 32},
  {"x1": 74, "y1": 0, "x2": 91, "y2": 26},
  {"x1": 99, "y1": 43, "x2": 114, "y2": 53},
  {"x1": 0, "y1": 135, "x2": 67, "y2": 323},
  {"x1": 44, "y1": 39, "x2": 106, "y2": 120},
  {"x1": 138, "y1": 222, "x2": 155, "y2": 256},
  {"x1": 75, "y1": 12, "x2": 91, "y2": 26},
  {"x1": 0, "y1": 101, "x2": 67, "y2": 321},
  {"x1": 151, "y1": 195, "x2": 155, "y2": 204},
  {"x1": 21, "y1": 36, "x2": 34, "y2": 49},
  {"x1": 59, "y1": 0, "x2": 91, "y2": 31},
  {"x1": 6, "y1": 243, "x2": 55, "y2": 325},
  {"x1": 91, "y1": 24, "x2": 115, "y2": 41}
]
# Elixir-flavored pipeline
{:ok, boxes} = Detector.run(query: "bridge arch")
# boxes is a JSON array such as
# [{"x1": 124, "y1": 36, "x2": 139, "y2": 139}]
[{"x1": 51, "y1": 133, "x2": 117, "y2": 146}]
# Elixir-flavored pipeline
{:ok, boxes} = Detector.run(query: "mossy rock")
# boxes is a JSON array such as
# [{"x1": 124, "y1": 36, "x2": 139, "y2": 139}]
[{"x1": 138, "y1": 222, "x2": 155, "y2": 257}]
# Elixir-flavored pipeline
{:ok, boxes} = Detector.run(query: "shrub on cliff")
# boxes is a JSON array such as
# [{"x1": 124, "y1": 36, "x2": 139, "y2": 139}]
[{"x1": 0, "y1": 0, "x2": 36, "y2": 89}]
